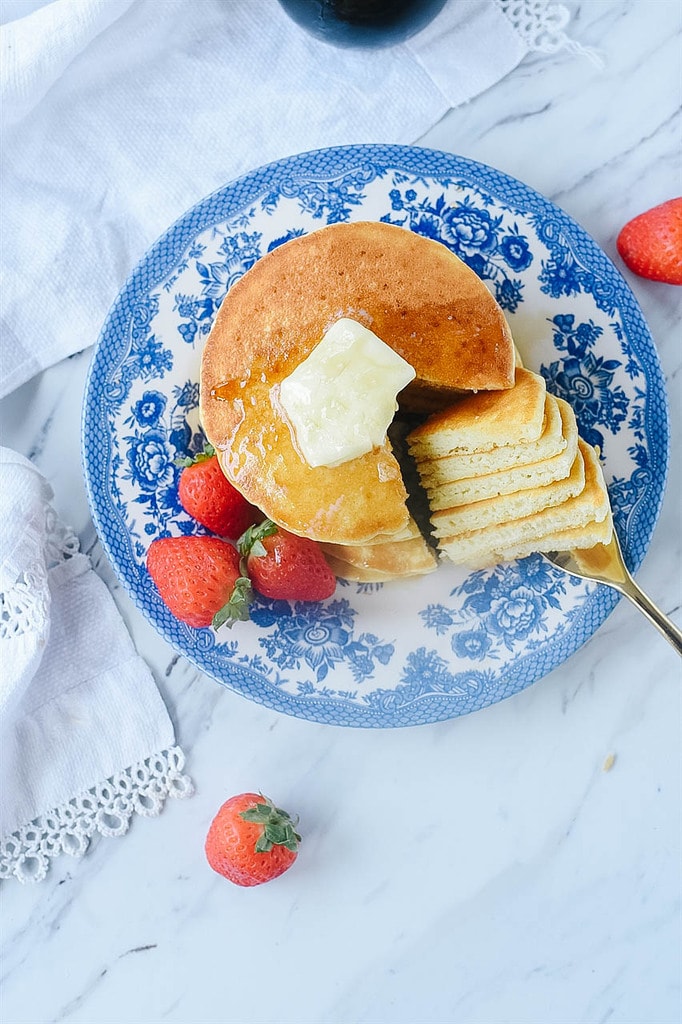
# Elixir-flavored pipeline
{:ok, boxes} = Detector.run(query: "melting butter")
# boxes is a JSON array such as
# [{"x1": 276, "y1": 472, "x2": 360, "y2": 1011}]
[{"x1": 279, "y1": 317, "x2": 415, "y2": 469}]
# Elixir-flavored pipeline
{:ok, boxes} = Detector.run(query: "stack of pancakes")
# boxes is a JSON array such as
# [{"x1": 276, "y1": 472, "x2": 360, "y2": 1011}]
[
  {"x1": 407, "y1": 367, "x2": 613, "y2": 568},
  {"x1": 200, "y1": 221, "x2": 515, "y2": 582},
  {"x1": 200, "y1": 220, "x2": 612, "y2": 583}
]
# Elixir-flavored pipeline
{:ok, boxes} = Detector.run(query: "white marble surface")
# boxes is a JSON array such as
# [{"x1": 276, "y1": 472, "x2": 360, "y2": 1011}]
[{"x1": 1, "y1": 2, "x2": 681, "y2": 1022}]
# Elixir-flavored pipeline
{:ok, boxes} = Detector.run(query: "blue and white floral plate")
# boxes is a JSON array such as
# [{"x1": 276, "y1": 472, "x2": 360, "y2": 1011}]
[{"x1": 82, "y1": 144, "x2": 669, "y2": 728}]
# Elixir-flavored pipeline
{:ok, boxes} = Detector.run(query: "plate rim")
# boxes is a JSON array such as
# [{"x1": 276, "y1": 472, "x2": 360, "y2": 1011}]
[{"x1": 81, "y1": 142, "x2": 670, "y2": 727}]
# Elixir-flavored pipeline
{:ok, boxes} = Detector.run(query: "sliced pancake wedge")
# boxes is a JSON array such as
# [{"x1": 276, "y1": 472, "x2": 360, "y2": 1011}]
[
  {"x1": 438, "y1": 441, "x2": 611, "y2": 568},
  {"x1": 430, "y1": 440, "x2": 586, "y2": 538},
  {"x1": 407, "y1": 367, "x2": 546, "y2": 461},
  {"x1": 200, "y1": 220, "x2": 515, "y2": 545},
  {"x1": 421, "y1": 398, "x2": 579, "y2": 511},
  {"x1": 414, "y1": 393, "x2": 568, "y2": 486}
]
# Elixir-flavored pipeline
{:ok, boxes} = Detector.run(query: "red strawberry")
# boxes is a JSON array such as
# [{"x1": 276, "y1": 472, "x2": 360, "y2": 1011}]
[
  {"x1": 205, "y1": 793, "x2": 301, "y2": 887},
  {"x1": 177, "y1": 445, "x2": 261, "y2": 539},
  {"x1": 616, "y1": 198, "x2": 682, "y2": 285},
  {"x1": 147, "y1": 535, "x2": 251, "y2": 629},
  {"x1": 238, "y1": 520, "x2": 336, "y2": 602}
]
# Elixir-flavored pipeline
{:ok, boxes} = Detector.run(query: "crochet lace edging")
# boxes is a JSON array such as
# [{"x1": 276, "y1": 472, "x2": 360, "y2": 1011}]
[
  {"x1": 0, "y1": 746, "x2": 194, "y2": 883},
  {"x1": 0, "y1": 503, "x2": 79, "y2": 641},
  {"x1": 495, "y1": 0, "x2": 605, "y2": 66}
]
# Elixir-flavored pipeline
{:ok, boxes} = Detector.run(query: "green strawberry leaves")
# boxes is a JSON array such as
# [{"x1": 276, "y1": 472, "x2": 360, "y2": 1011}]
[
  {"x1": 240, "y1": 796, "x2": 302, "y2": 854},
  {"x1": 174, "y1": 442, "x2": 216, "y2": 468},
  {"x1": 238, "y1": 519, "x2": 278, "y2": 559},
  {"x1": 212, "y1": 574, "x2": 253, "y2": 629},
  {"x1": 212, "y1": 521, "x2": 281, "y2": 628},
  {"x1": 211, "y1": 520, "x2": 281, "y2": 630}
]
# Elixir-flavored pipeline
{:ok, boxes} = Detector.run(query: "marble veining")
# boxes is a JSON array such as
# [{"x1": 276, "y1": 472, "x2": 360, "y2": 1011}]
[{"x1": 1, "y1": 1, "x2": 680, "y2": 1022}]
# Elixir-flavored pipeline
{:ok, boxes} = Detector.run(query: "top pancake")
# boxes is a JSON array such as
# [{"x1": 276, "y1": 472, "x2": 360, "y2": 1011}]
[{"x1": 200, "y1": 221, "x2": 515, "y2": 544}]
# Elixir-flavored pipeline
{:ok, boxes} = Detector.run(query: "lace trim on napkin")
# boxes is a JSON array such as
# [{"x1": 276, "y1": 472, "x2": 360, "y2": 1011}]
[
  {"x1": 0, "y1": 559, "x2": 49, "y2": 638},
  {"x1": 0, "y1": 747, "x2": 194, "y2": 883},
  {"x1": 495, "y1": 0, "x2": 605, "y2": 64},
  {"x1": 0, "y1": 505, "x2": 78, "y2": 640}
]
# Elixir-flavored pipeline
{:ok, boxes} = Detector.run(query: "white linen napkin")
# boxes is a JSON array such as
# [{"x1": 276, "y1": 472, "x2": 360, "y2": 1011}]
[
  {"x1": 0, "y1": 0, "x2": 582, "y2": 398},
  {"x1": 0, "y1": 449, "x2": 193, "y2": 883},
  {"x1": 0, "y1": 0, "x2": 582, "y2": 881}
]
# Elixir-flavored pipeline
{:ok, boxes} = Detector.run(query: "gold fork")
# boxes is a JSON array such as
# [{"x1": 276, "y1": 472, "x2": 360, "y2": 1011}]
[{"x1": 544, "y1": 530, "x2": 682, "y2": 657}]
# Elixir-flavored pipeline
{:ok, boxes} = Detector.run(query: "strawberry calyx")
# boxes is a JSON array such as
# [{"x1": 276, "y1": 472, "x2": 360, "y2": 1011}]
[
  {"x1": 174, "y1": 442, "x2": 216, "y2": 469},
  {"x1": 215, "y1": 521, "x2": 280, "y2": 628},
  {"x1": 212, "y1": 573, "x2": 252, "y2": 629},
  {"x1": 240, "y1": 795, "x2": 302, "y2": 854},
  {"x1": 237, "y1": 518, "x2": 279, "y2": 559}
]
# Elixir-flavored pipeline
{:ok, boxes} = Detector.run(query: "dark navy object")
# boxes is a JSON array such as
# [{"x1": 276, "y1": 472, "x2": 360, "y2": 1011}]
[{"x1": 277, "y1": 0, "x2": 449, "y2": 48}]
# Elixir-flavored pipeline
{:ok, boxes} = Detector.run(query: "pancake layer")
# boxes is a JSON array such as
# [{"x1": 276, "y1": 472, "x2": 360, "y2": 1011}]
[
  {"x1": 321, "y1": 534, "x2": 438, "y2": 580},
  {"x1": 438, "y1": 440, "x2": 611, "y2": 566},
  {"x1": 407, "y1": 367, "x2": 546, "y2": 460},
  {"x1": 420, "y1": 399, "x2": 579, "y2": 511},
  {"x1": 430, "y1": 441, "x2": 586, "y2": 538}
]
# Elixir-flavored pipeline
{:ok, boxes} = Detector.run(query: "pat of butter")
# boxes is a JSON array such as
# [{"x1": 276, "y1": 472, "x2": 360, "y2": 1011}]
[{"x1": 279, "y1": 317, "x2": 415, "y2": 468}]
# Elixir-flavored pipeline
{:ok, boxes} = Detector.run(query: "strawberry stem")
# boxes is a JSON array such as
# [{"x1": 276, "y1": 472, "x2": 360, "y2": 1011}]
[
  {"x1": 240, "y1": 796, "x2": 301, "y2": 854},
  {"x1": 214, "y1": 519, "x2": 281, "y2": 629},
  {"x1": 212, "y1": 574, "x2": 253, "y2": 629},
  {"x1": 174, "y1": 442, "x2": 216, "y2": 468},
  {"x1": 237, "y1": 519, "x2": 278, "y2": 559}
]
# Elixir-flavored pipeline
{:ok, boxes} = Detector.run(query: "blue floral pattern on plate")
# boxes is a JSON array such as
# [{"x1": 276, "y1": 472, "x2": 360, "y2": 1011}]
[{"x1": 82, "y1": 144, "x2": 669, "y2": 728}]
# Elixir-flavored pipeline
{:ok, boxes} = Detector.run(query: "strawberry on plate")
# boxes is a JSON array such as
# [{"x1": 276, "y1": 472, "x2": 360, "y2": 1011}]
[
  {"x1": 205, "y1": 792, "x2": 301, "y2": 886},
  {"x1": 147, "y1": 535, "x2": 251, "y2": 629},
  {"x1": 177, "y1": 444, "x2": 261, "y2": 539},
  {"x1": 616, "y1": 198, "x2": 682, "y2": 285},
  {"x1": 238, "y1": 520, "x2": 337, "y2": 602}
]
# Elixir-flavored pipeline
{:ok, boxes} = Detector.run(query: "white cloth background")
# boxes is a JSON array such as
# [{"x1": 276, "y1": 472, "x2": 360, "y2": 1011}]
[{"x1": 0, "y1": 0, "x2": 579, "y2": 881}]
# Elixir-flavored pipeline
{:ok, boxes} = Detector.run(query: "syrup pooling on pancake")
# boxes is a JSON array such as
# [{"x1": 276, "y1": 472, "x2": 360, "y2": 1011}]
[
  {"x1": 215, "y1": 371, "x2": 409, "y2": 545},
  {"x1": 213, "y1": 376, "x2": 410, "y2": 545}
]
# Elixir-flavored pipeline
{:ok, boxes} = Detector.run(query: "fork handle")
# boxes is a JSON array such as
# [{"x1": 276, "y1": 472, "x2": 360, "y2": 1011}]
[{"x1": 618, "y1": 577, "x2": 682, "y2": 657}]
